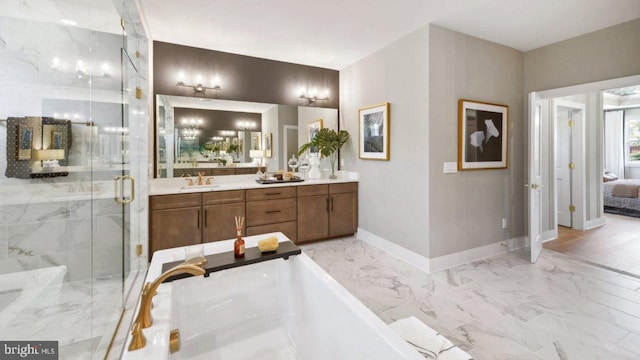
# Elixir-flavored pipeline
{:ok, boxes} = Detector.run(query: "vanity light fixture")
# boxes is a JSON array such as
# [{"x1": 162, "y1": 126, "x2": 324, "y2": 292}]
[
  {"x1": 299, "y1": 87, "x2": 329, "y2": 104},
  {"x1": 51, "y1": 57, "x2": 113, "y2": 79},
  {"x1": 177, "y1": 72, "x2": 222, "y2": 96},
  {"x1": 237, "y1": 120, "x2": 256, "y2": 130}
]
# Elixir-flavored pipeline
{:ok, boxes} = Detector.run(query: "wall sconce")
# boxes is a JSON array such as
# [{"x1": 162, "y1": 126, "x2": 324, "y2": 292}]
[
  {"x1": 237, "y1": 120, "x2": 256, "y2": 130},
  {"x1": 177, "y1": 72, "x2": 222, "y2": 96},
  {"x1": 299, "y1": 88, "x2": 329, "y2": 104}
]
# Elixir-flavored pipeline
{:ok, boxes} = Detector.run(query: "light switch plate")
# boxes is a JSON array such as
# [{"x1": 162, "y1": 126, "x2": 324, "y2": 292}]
[{"x1": 443, "y1": 162, "x2": 458, "y2": 174}]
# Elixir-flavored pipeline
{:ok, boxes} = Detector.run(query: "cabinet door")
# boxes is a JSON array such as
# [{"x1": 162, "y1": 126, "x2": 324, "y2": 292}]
[
  {"x1": 297, "y1": 195, "x2": 329, "y2": 243},
  {"x1": 203, "y1": 203, "x2": 245, "y2": 243},
  {"x1": 150, "y1": 207, "x2": 202, "y2": 255},
  {"x1": 329, "y1": 192, "x2": 358, "y2": 237}
]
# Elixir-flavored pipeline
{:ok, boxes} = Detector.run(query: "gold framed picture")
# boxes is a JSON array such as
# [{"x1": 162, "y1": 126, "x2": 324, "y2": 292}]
[
  {"x1": 264, "y1": 132, "x2": 273, "y2": 158},
  {"x1": 307, "y1": 119, "x2": 323, "y2": 153},
  {"x1": 358, "y1": 103, "x2": 390, "y2": 160},
  {"x1": 458, "y1": 99, "x2": 508, "y2": 170}
]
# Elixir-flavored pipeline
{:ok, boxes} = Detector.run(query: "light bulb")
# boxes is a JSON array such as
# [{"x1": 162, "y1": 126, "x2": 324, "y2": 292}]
[
  {"x1": 299, "y1": 87, "x2": 306, "y2": 97},
  {"x1": 213, "y1": 76, "x2": 221, "y2": 88},
  {"x1": 51, "y1": 57, "x2": 61, "y2": 70},
  {"x1": 311, "y1": 88, "x2": 318, "y2": 98},
  {"x1": 195, "y1": 74, "x2": 203, "y2": 85},
  {"x1": 101, "y1": 62, "x2": 110, "y2": 76},
  {"x1": 177, "y1": 71, "x2": 185, "y2": 84}
]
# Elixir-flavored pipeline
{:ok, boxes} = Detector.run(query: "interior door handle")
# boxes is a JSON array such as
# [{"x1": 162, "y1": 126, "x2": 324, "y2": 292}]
[
  {"x1": 525, "y1": 183, "x2": 541, "y2": 189},
  {"x1": 114, "y1": 175, "x2": 123, "y2": 204}
]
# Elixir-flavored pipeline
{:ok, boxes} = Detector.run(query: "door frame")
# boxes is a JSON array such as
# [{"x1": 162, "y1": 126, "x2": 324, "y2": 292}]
[
  {"x1": 527, "y1": 74, "x2": 640, "y2": 263},
  {"x1": 282, "y1": 125, "x2": 298, "y2": 170},
  {"x1": 552, "y1": 99, "x2": 586, "y2": 231}
]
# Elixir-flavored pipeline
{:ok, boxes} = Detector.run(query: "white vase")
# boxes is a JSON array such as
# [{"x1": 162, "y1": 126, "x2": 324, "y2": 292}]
[{"x1": 307, "y1": 154, "x2": 321, "y2": 179}]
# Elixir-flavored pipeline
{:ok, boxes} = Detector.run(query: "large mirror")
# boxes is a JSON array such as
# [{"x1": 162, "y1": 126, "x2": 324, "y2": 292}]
[{"x1": 155, "y1": 95, "x2": 339, "y2": 178}]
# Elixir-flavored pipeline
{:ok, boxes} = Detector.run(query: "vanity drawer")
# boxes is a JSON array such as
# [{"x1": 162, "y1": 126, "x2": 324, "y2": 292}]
[
  {"x1": 212, "y1": 168, "x2": 236, "y2": 176},
  {"x1": 246, "y1": 186, "x2": 296, "y2": 201},
  {"x1": 234, "y1": 168, "x2": 254, "y2": 175},
  {"x1": 329, "y1": 182, "x2": 358, "y2": 194},
  {"x1": 150, "y1": 193, "x2": 202, "y2": 210},
  {"x1": 297, "y1": 184, "x2": 328, "y2": 197},
  {"x1": 246, "y1": 198, "x2": 296, "y2": 226},
  {"x1": 203, "y1": 190, "x2": 245, "y2": 205},
  {"x1": 246, "y1": 221, "x2": 297, "y2": 243}
]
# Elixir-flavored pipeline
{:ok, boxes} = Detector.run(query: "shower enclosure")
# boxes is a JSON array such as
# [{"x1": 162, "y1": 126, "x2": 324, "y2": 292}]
[{"x1": 0, "y1": 1, "x2": 148, "y2": 358}]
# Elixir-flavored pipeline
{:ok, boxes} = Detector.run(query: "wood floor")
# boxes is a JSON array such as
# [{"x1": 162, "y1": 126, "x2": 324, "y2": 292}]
[{"x1": 544, "y1": 214, "x2": 640, "y2": 276}]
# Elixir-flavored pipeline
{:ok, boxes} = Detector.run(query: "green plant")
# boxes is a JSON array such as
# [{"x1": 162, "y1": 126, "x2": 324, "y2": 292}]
[{"x1": 298, "y1": 128, "x2": 349, "y2": 178}]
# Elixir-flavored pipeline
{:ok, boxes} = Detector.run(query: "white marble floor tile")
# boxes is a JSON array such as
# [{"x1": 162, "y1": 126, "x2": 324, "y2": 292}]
[
  {"x1": 618, "y1": 332, "x2": 640, "y2": 356},
  {"x1": 302, "y1": 236, "x2": 640, "y2": 360}
]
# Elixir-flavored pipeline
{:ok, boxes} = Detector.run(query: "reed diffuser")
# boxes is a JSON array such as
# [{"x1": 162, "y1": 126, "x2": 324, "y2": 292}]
[{"x1": 234, "y1": 216, "x2": 245, "y2": 258}]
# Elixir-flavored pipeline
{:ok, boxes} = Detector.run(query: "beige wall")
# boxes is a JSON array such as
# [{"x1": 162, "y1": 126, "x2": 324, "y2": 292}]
[
  {"x1": 428, "y1": 25, "x2": 525, "y2": 257},
  {"x1": 339, "y1": 26, "x2": 430, "y2": 257},
  {"x1": 524, "y1": 18, "x2": 640, "y2": 93}
]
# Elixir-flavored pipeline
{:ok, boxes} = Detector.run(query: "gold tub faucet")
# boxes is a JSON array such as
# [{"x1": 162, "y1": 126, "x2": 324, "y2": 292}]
[{"x1": 128, "y1": 264, "x2": 206, "y2": 351}]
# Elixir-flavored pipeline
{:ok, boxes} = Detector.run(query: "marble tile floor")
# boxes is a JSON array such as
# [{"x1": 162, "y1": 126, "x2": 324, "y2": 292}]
[
  {"x1": 302, "y1": 237, "x2": 640, "y2": 359},
  {"x1": 0, "y1": 275, "x2": 124, "y2": 360}
]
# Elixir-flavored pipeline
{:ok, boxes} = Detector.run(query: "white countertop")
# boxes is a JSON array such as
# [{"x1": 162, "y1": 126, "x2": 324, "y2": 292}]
[{"x1": 149, "y1": 171, "x2": 358, "y2": 196}]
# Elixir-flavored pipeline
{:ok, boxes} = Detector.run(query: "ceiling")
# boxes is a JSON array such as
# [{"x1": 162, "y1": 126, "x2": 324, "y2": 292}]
[{"x1": 139, "y1": 0, "x2": 640, "y2": 70}]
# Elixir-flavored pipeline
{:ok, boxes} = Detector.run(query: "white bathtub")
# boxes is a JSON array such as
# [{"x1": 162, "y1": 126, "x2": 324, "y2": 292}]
[{"x1": 123, "y1": 233, "x2": 421, "y2": 360}]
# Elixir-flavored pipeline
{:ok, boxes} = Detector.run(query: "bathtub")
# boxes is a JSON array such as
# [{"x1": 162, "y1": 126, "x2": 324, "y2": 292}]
[{"x1": 123, "y1": 233, "x2": 421, "y2": 360}]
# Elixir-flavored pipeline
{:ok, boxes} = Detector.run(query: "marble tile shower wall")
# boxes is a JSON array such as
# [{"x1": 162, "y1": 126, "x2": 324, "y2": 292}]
[{"x1": 0, "y1": 199, "x2": 123, "y2": 282}]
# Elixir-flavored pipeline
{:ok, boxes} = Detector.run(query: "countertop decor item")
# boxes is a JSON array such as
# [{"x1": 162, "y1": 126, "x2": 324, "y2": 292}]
[
  {"x1": 234, "y1": 216, "x2": 245, "y2": 258},
  {"x1": 298, "y1": 127, "x2": 350, "y2": 179},
  {"x1": 359, "y1": 102, "x2": 390, "y2": 160}
]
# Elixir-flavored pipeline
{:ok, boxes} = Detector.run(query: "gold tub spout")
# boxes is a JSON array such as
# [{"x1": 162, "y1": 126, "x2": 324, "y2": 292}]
[
  {"x1": 138, "y1": 264, "x2": 204, "y2": 328},
  {"x1": 128, "y1": 264, "x2": 205, "y2": 351}
]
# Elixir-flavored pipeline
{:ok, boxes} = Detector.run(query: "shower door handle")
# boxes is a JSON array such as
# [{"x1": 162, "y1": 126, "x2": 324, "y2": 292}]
[{"x1": 114, "y1": 175, "x2": 136, "y2": 204}]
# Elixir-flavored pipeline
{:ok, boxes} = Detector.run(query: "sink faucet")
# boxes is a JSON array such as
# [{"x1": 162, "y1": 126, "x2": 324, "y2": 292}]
[
  {"x1": 197, "y1": 172, "x2": 205, "y2": 185},
  {"x1": 128, "y1": 264, "x2": 205, "y2": 351}
]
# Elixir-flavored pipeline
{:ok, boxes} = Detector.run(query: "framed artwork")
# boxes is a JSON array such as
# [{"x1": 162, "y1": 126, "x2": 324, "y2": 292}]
[
  {"x1": 264, "y1": 132, "x2": 272, "y2": 158},
  {"x1": 238, "y1": 138, "x2": 244, "y2": 155},
  {"x1": 359, "y1": 103, "x2": 390, "y2": 160},
  {"x1": 252, "y1": 135, "x2": 260, "y2": 150},
  {"x1": 52, "y1": 130, "x2": 64, "y2": 150},
  {"x1": 458, "y1": 99, "x2": 508, "y2": 170},
  {"x1": 307, "y1": 119, "x2": 323, "y2": 153},
  {"x1": 17, "y1": 125, "x2": 34, "y2": 160}
]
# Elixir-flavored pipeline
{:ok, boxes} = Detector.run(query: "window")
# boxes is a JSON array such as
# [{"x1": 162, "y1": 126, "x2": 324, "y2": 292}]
[{"x1": 625, "y1": 108, "x2": 640, "y2": 165}]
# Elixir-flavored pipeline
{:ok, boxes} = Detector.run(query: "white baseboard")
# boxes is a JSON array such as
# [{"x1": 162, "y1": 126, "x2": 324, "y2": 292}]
[
  {"x1": 585, "y1": 217, "x2": 606, "y2": 230},
  {"x1": 428, "y1": 237, "x2": 526, "y2": 273},
  {"x1": 541, "y1": 229, "x2": 557, "y2": 243},
  {"x1": 357, "y1": 228, "x2": 526, "y2": 274},
  {"x1": 357, "y1": 228, "x2": 430, "y2": 273}
]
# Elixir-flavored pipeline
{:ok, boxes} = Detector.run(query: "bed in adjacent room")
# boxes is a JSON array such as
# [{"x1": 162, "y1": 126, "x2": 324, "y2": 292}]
[{"x1": 603, "y1": 179, "x2": 640, "y2": 217}]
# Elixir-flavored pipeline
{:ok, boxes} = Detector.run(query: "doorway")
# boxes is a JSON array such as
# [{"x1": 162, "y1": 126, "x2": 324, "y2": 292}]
[
  {"x1": 529, "y1": 75, "x2": 640, "y2": 277},
  {"x1": 527, "y1": 74, "x2": 640, "y2": 264}
]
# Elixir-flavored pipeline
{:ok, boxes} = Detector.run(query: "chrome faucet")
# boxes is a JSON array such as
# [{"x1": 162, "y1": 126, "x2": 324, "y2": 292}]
[{"x1": 128, "y1": 264, "x2": 206, "y2": 351}]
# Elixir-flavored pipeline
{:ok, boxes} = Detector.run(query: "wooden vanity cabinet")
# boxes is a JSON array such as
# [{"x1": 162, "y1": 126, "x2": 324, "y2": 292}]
[
  {"x1": 329, "y1": 183, "x2": 358, "y2": 237},
  {"x1": 150, "y1": 193, "x2": 203, "y2": 255},
  {"x1": 297, "y1": 185, "x2": 330, "y2": 242},
  {"x1": 246, "y1": 187, "x2": 298, "y2": 242},
  {"x1": 202, "y1": 190, "x2": 246, "y2": 243},
  {"x1": 297, "y1": 183, "x2": 358, "y2": 243}
]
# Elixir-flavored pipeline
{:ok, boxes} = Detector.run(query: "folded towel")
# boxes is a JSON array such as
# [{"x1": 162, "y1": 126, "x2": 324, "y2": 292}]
[
  {"x1": 612, "y1": 183, "x2": 640, "y2": 198},
  {"x1": 389, "y1": 316, "x2": 472, "y2": 360}
]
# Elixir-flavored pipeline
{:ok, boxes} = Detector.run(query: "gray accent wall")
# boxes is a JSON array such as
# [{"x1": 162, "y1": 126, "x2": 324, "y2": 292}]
[
  {"x1": 340, "y1": 26, "x2": 430, "y2": 257},
  {"x1": 428, "y1": 25, "x2": 524, "y2": 257},
  {"x1": 524, "y1": 18, "x2": 640, "y2": 93}
]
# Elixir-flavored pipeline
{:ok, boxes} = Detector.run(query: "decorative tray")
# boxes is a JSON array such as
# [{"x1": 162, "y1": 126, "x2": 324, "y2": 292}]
[
  {"x1": 161, "y1": 240, "x2": 301, "y2": 283},
  {"x1": 256, "y1": 177, "x2": 304, "y2": 184}
]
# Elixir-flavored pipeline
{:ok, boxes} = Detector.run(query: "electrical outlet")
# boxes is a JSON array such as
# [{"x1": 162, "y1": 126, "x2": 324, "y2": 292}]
[
  {"x1": 340, "y1": 158, "x2": 345, "y2": 167},
  {"x1": 502, "y1": 218, "x2": 507, "y2": 229}
]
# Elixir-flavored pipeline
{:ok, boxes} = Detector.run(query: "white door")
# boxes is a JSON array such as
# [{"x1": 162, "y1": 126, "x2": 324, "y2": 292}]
[
  {"x1": 556, "y1": 107, "x2": 572, "y2": 227},
  {"x1": 528, "y1": 92, "x2": 543, "y2": 263}
]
